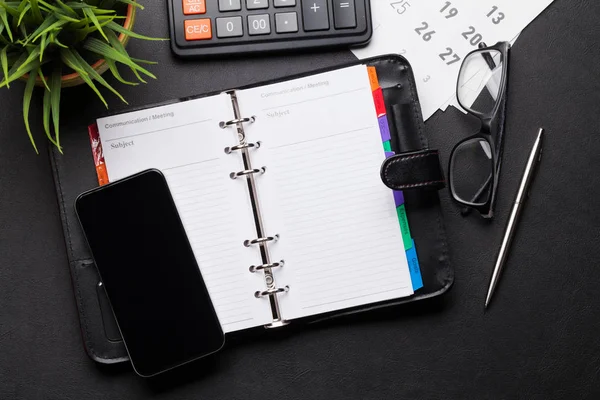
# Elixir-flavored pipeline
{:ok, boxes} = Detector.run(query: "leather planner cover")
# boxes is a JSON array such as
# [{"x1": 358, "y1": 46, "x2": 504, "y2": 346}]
[{"x1": 49, "y1": 55, "x2": 454, "y2": 364}]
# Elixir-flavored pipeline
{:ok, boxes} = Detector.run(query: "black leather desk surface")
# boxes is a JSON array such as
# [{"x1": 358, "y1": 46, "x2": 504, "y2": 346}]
[{"x1": 1, "y1": 0, "x2": 599, "y2": 398}]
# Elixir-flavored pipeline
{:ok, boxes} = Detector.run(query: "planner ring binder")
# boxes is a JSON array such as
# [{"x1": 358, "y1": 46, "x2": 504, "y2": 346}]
[
  {"x1": 249, "y1": 260, "x2": 285, "y2": 273},
  {"x1": 255, "y1": 286, "x2": 290, "y2": 299},
  {"x1": 224, "y1": 141, "x2": 261, "y2": 154},
  {"x1": 244, "y1": 235, "x2": 279, "y2": 247},
  {"x1": 219, "y1": 116, "x2": 256, "y2": 128},
  {"x1": 221, "y1": 90, "x2": 289, "y2": 328},
  {"x1": 229, "y1": 167, "x2": 266, "y2": 180}
]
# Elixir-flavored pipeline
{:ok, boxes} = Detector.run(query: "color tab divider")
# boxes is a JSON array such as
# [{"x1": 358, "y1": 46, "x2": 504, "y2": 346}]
[{"x1": 367, "y1": 66, "x2": 423, "y2": 291}]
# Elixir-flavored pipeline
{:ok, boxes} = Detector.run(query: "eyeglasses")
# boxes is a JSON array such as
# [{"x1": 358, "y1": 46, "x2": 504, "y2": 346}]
[{"x1": 449, "y1": 41, "x2": 511, "y2": 219}]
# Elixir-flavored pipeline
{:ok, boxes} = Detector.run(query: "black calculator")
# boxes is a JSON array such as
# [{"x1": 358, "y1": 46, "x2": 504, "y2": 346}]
[{"x1": 167, "y1": 0, "x2": 372, "y2": 58}]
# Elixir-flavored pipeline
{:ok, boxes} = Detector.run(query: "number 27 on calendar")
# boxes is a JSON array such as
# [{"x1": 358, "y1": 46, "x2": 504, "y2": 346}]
[{"x1": 388, "y1": 1, "x2": 508, "y2": 66}]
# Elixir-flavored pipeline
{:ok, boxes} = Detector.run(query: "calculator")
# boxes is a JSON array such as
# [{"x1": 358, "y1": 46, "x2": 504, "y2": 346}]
[{"x1": 167, "y1": 0, "x2": 372, "y2": 58}]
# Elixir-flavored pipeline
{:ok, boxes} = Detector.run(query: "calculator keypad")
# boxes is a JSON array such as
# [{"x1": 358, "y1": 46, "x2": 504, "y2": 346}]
[
  {"x1": 275, "y1": 12, "x2": 298, "y2": 33},
  {"x1": 332, "y1": 0, "x2": 356, "y2": 29},
  {"x1": 170, "y1": 0, "x2": 371, "y2": 57},
  {"x1": 184, "y1": 19, "x2": 212, "y2": 40},
  {"x1": 302, "y1": 0, "x2": 329, "y2": 31},
  {"x1": 274, "y1": 0, "x2": 296, "y2": 7},
  {"x1": 219, "y1": 0, "x2": 241, "y2": 12},
  {"x1": 248, "y1": 14, "x2": 271, "y2": 35},
  {"x1": 216, "y1": 16, "x2": 244, "y2": 37},
  {"x1": 183, "y1": 0, "x2": 206, "y2": 15}
]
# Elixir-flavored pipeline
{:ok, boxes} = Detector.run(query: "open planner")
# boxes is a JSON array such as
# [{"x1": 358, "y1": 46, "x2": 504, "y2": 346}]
[
  {"x1": 50, "y1": 55, "x2": 453, "y2": 363},
  {"x1": 92, "y1": 65, "x2": 421, "y2": 332}
]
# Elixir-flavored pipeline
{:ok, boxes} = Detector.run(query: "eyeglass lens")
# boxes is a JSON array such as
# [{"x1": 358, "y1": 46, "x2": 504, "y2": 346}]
[
  {"x1": 451, "y1": 137, "x2": 494, "y2": 206},
  {"x1": 457, "y1": 49, "x2": 503, "y2": 116}
]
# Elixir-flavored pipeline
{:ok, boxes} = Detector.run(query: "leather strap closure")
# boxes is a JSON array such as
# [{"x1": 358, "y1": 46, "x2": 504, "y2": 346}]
[{"x1": 380, "y1": 149, "x2": 446, "y2": 191}]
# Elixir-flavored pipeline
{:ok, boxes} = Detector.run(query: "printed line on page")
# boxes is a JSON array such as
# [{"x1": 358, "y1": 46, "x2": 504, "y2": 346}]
[
  {"x1": 163, "y1": 158, "x2": 220, "y2": 171},
  {"x1": 104, "y1": 119, "x2": 212, "y2": 142},
  {"x1": 261, "y1": 88, "x2": 365, "y2": 111},
  {"x1": 269, "y1": 126, "x2": 376, "y2": 149},
  {"x1": 301, "y1": 288, "x2": 402, "y2": 309}
]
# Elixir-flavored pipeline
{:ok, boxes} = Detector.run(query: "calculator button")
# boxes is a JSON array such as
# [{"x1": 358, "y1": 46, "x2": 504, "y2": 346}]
[
  {"x1": 184, "y1": 19, "x2": 212, "y2": 40},
  {"x1": 216, "y1": 16, "x2": 243, "y2": 37},
  {"x1": 301, "y1": 0, "x2": 329, "y2": 31},
  {"x1": 275, "y1": 12, "x2": 298, "y2": 33},
  {"x1": 274, "y1": 0, "x2": 296, "y2": 7},
  {"x1": 333, "y1": 0, "x2": 356, "y2": 29},
  {"x1": 218, "y1": 0, "x2": 242, "y2": 11},
  {"x1": 248, "y1": 14, "x2": 271, "y2": 35},
  {"x1": 183, "y1": 0, "x2": 206, "y2": 15},
  {"x1": 246, "y1": 0, "x2": 269, "y2": 10}
]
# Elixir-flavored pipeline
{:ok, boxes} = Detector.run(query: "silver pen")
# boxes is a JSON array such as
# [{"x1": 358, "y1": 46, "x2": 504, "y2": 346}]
[{"x1": 485, "y1": 128, "x2": 545, "y2": 309}]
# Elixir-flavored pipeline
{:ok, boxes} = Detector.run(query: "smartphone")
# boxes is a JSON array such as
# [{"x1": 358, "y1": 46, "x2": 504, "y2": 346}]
[{"x1": 75, "y1": 169, "x2": 224, "y2": 377}]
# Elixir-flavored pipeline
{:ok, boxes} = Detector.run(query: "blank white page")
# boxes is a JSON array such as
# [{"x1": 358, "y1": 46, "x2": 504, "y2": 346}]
[
  {"x1": 97, "y1": 94, "x2": 273, "y2": 332},
  {"x1": 237, "y1": 65, "x2": 414, "y2": 320}
]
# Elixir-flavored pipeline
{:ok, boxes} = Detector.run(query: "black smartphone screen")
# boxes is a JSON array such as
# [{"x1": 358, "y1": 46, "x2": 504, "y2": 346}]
[{"x1": 75, "y1": 169, "x2": 224, "y2": 377}]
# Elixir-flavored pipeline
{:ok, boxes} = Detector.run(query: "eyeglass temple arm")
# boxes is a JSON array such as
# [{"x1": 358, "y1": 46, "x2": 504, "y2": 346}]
[
  {"x1": 478, "y1": 42, "x2": 498, "y2": 68},
  {"x1": 460, "y1": 172, "x2": 493, "y2": 216}
]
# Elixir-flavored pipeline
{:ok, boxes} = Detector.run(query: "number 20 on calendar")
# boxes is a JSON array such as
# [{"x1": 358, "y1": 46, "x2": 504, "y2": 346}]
[{"x1": 389, "y1": 1, "x2": 507, "y2": 67}]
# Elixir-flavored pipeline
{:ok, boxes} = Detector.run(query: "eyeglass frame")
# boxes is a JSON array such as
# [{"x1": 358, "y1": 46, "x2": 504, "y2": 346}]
[{"x1": 448, "y1": 41, "x2": 511, "y2": 219}]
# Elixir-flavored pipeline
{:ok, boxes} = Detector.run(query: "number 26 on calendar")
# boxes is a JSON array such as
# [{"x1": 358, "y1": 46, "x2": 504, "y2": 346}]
[{"x1": 415, "y1": 22, "x2": 435, "y2": 41}]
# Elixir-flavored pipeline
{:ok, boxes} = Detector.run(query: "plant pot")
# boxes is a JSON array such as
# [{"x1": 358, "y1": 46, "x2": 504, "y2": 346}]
[{"x1": 32, "y1": 3, "x2": 137, "y2": 88}]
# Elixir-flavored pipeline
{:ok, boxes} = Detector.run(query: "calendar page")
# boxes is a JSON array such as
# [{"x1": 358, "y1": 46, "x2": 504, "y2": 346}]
[{"x1": 353, "y1": 0, "x2": 554, "y2": 120}]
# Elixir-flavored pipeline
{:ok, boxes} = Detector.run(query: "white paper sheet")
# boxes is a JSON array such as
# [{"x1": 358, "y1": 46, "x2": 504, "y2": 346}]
[
  {"x1": 237, "y1": 65, "x2": 414, "y2": 319},
  {"x1": 353, "y1": 0, "x2": 554, "y2": 120},
  {"x1": 96, "y1": 96, "x2": 274, "y2": 333}
]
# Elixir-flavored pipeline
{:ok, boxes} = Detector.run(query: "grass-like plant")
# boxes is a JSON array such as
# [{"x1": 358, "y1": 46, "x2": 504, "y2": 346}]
[{"x1": 0, "y1": 0, "x2": 164, "y2": 153}]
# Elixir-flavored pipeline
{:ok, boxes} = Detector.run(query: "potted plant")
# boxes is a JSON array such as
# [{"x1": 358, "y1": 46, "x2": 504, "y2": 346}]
[{"x1": 0, "y1": 0, "x2": 164, "y2": 153}]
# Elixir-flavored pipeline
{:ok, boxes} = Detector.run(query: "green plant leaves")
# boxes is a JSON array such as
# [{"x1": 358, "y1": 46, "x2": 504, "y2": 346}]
[
  {"x1": 55, "y1": 0, "x2": 77, "y2": 18},
  {"x1": 0, "y1": 8, "x2": 13, "y2": 42},
  {"x1": 29, "y1": 0, "x2": 44, "y2": 23},
  {"x1": 117, "y1": 0, "x2": 144, "y2": 10},
  {"x1": 71, "y1": 49, "x2": 127, "y2": 104},
  {"x1": 42, "y1": 78, "x2": 51, "y2": 140},
  {"x1": 105, "y1": 21, "x2": 167, "y2": 41},
  {"x1": 84, "y1": 37, "x2": 156, "y2": 79},
  {"x1": 42, "y1": 67, "x2": 60, "y2": 150},
  {"x1": 50, "y1": 65, "x2": 61, "y2": 148},
  {"x1": 14, "y1": 45, "x2": 40, "y2": 74},
  {"x1": 0, "y1": 46, "x2": 9, "y2": 87},
  {"x1": 59, "y1": 47, "x2": 107, "y2": 108},
  {"x1": 105, "y1": 59, "x2": 137, "y2": 86},
  {"x1": 30, "y1": 16, "x2": 68, "y2": 44},
  {"x1": 38, "y1": 32, "x2": 46, "y2": 60},
  {"x1": 37, "y1": 68, "x2": 49, "y2": 91},
  {"x1": 0, "y1": 48, "x2": 40, "y2": 88},
  {"x1": 1, "y1": 0, "x2": 164, "y2": 152},
  {"x1": 23, "y1": 69, "x2": 39, "y2": 154},
  {"x1": 83, "y1": 7, "x2": 108, "y2": 41},
  {"x1": 16, "y1": 3, "x2": 30, "y2": 26}
]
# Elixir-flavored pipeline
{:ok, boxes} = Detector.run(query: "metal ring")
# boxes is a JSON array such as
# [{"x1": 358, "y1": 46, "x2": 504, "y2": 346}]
[
  {"x1": 243, "y1": 234, "x2": 279, "y2": 247},
  {"x1": 229, "y1": 167, "x2": 266, "y2": 180},
  {"x1": 219, "y1": 116, "x2": 256, "y2": 129},
  {"x1": 224, "y1": 141, "x2": 261, "y2": 154},
  {"x1": 254, "y1": 285, "x2": 290, "y2": 298},
  {"x1": 249, "y1": 260, "x2": 285, "y2": 273}
]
